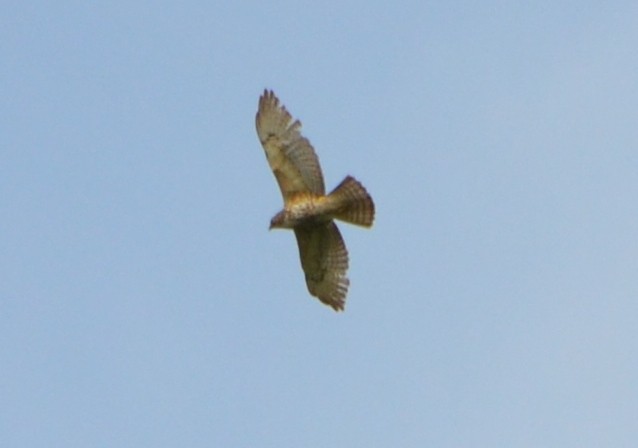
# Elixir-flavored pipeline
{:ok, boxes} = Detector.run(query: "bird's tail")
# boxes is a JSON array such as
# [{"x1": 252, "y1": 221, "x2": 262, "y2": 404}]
[{"x1": 328, "y1": 176, "x2": 375, "y2": 227}]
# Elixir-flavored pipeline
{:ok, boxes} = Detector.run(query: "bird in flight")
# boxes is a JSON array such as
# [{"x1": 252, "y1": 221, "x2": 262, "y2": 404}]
[{"x1": 255, "y1": 90, "x2": 375, "y2": 311}]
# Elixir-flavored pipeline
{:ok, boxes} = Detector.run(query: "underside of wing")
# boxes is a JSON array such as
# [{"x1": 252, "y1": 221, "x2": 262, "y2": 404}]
[
  {"x1": 255, "y1": 90, "x2": 325, "y2": 199},
  {"x1": 294, "y1": 222, "x2": 349, "y2": 311}
]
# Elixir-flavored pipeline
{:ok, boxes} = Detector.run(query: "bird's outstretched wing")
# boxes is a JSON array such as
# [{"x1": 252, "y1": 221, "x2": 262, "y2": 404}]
[
  {"x1": 255, "y1": 90, "x2": 325, "y2": 199},
  {"x1": 294, "y1": 222, "x2": 350, "y2": 311}
]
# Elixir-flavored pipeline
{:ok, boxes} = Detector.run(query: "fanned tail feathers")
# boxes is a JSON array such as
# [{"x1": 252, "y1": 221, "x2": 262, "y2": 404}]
[{"x1": 329, "y1": 176, "x2": 375, "y2": 227}]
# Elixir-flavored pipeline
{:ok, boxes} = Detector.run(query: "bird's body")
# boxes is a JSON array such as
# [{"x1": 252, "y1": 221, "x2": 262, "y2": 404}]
[
  {"x1": 270, "y1": 192, "x2": 334, "y2": 229},
  {"x1": 255, "y1": 90, "x2": 374, "y2": 311}
]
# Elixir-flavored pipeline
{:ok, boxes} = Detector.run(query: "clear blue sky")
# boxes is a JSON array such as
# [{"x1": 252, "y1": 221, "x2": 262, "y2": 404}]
[{"x1": 2, "y1": 2, "x2": 637, "y2": 447}]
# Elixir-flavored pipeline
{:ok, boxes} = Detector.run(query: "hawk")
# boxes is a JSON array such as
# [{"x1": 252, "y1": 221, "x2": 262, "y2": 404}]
[{"x1": 255, "y1": 90, "x2": 375, "y2": 311}]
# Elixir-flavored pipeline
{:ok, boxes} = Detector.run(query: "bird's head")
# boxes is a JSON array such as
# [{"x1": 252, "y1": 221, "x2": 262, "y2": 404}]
[{"x1": 269, "y1": 211, "x2": 286, "y2": 230}]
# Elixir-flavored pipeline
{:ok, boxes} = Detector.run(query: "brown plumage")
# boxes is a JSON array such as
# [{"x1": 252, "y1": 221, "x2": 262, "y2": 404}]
[{"x1": 255, "y1": 90, "x2": 374, "y2": 311}]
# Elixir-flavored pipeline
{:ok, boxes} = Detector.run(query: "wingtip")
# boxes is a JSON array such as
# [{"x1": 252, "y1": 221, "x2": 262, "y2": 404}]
[
  {"x1": 326, "y1": 299, "x2": 345, "y2": 312},
  {"x1": 258, "y1": 89, "x2": 281, "y2": 114},
  {"x1": 260, "y1": 88, "x2": 276, "y2": 101}
]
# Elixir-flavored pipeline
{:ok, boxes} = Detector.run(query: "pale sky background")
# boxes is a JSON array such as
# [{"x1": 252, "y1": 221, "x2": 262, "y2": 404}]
[{"x1": 2, "y1": 2, "x2": 637, "y2": 447}]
